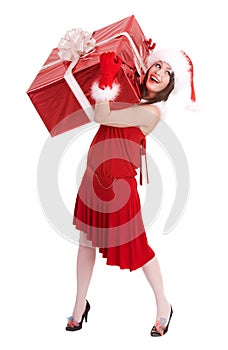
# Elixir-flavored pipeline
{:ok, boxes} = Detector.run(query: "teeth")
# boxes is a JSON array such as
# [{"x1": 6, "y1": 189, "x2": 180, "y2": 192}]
[{"x1": 151, "y1": 75, "x2": 159, "y2": 83}]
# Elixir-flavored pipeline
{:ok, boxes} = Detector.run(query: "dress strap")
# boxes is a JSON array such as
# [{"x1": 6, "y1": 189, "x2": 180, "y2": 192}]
[{"x1": 140, "y1": 138, "x2": 149, "y2": 186}]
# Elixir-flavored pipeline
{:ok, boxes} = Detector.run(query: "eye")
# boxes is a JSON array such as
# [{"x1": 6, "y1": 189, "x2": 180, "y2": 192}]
[
  {"x1": 156, "y1": 63, "x2": 161, "y2": 68},
  {"x1": 166, "y1": 70, "x2": 171, "y2": 76}
]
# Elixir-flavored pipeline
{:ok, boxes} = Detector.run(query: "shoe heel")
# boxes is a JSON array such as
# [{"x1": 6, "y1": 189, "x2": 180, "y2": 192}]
[{"x1": 84, "y1": 300, "x2": 90, "y2": 323}]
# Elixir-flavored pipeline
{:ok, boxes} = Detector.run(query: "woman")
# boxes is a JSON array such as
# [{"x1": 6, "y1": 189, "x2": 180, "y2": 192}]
[{"x1": 66, "y1": 49, "x2": 196, "y2": 336}]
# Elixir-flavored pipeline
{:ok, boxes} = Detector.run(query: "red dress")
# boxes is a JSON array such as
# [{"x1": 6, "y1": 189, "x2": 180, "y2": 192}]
[{"x1": 73, "y1": 125, "x2": 155, "y2": 271}]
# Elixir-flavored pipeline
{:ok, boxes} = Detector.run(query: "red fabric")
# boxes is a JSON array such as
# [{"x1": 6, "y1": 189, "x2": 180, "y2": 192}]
[
  {"x1": 73, "y1": 125, "x2": 155, "y2": 271},
  {"x1": 181, "y1": 51, "x2": 196, "y2": 102},
  {"x1": 99, "y1": 52, "x2": 122, "y2": 88}
]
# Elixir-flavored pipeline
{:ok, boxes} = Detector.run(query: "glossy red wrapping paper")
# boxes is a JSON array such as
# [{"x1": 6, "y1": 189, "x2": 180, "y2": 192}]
[{"x1": 27, "y1": 15, "x2": 150, "y2": 136}]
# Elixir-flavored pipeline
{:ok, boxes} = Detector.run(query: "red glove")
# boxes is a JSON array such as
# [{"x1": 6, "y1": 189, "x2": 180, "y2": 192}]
[{"x1": 99, "y1": 52, "x2": 122, "y2": 89}]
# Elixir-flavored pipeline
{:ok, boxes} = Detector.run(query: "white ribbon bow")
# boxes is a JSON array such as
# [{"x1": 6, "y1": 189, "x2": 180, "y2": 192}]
[{"x1": 58, "y1": 28, "x2": 96, "y2": 61}]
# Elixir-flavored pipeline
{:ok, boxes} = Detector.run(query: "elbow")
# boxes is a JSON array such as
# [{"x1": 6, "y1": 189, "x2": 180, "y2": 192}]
[
  {"x1": 93, "y1": 109, "x2": 99, "y2": 123},
  {"x1": 94, "y1": 104, "x2": 105, "y2": 124},
  {"x1": 93, "y1": 101, "x2": 111, "y2": 124},
  {"x1": 94, "y1": 113, "x2": 102, "y2": 124}
]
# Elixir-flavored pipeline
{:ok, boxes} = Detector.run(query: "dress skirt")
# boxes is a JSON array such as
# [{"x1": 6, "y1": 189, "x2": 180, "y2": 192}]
[{"x1": 73, "y1": 167, "x2": 155, "y2": 271}]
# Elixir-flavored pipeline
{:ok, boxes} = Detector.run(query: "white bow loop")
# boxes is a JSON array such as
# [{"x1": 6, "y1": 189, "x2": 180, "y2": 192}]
[{"x1": 58, "y1": 28, "x2": 96, "y2": 61}]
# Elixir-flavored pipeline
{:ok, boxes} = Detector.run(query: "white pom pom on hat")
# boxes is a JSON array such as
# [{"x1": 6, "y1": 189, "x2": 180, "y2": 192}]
[{"x1": 146, "y1": 49, "x2": 199, "y2": 111}]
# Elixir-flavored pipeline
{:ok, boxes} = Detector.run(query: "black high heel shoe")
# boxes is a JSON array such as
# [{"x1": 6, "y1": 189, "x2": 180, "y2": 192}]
[
  {"x1": 150, "y1": 306, "x2": 173, "y2": 337},
  {"x1": 66, "y1": 300, "x2": 90, "y2": 331}
]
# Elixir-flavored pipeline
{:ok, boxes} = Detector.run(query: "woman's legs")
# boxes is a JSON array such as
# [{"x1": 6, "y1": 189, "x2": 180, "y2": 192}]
[
  {"x1": 142, "y1": 256, "x2": 171, "y2": 322},
  {"x1": 71, "y1": 233, "x2": 96, "y2": 322}
]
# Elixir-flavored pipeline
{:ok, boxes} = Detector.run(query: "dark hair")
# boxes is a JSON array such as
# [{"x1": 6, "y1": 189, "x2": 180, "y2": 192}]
[{"x1": 140, "y1": 69, "x2": 175, "y2": 104}]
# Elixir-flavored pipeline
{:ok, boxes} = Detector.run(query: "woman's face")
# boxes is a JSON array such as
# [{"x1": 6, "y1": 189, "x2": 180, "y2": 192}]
[{"x1": 145, "y1": 60, "x2": 172, "y2": 98}]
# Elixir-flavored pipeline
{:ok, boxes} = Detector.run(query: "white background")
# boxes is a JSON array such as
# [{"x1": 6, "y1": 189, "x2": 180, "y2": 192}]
[{"x1": 1, "y1": 0, "x2": 228, "y2": 349}]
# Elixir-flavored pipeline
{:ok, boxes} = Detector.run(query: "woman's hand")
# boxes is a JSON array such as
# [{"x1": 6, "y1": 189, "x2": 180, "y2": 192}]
[{"x1": 99, "y1": 52, "x2": 122, "y2": 89}]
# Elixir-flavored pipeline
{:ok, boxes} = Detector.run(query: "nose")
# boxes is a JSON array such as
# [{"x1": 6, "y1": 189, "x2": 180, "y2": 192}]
[
  {"x1": 154, "y1": 67, "x2": 162, "y2": 78},
  {"x1": 153, "y1": 67, "x2": 160, "y2": 76},
  {"x1": 155, "y1": 66, "x2": 166, "y2": 78}
]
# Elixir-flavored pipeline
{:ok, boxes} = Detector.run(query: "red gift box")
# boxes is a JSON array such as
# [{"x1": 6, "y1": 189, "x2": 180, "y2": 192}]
[{"x1": 27, "y1": 15, "x2": 151, "y2": 136}]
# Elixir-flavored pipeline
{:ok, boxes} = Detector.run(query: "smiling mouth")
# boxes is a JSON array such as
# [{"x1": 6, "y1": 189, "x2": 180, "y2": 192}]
[{"x1": 150, "y1": 74, "x2": 160, "y2": 83}]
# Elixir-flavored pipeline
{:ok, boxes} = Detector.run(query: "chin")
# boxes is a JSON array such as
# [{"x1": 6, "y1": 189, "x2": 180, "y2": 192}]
[{"x1": 146, "y1": 85, "x2": 160, "y2": 96}]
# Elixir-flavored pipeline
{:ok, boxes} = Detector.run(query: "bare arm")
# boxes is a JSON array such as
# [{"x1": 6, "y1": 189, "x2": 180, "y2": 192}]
[{"x1": 94, "y1": 101, "x2": 161, "y2": 135}]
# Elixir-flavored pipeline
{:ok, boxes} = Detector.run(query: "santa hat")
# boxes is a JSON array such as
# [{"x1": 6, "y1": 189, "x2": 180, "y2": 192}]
[{"x1": 146, "y1": 49, "x2": 199, "y2": 111}]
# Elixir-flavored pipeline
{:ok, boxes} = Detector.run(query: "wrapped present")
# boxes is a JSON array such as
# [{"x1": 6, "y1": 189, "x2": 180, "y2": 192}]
[{"x1": 27, "y1": 15, "x2": 153, "y2": 136}]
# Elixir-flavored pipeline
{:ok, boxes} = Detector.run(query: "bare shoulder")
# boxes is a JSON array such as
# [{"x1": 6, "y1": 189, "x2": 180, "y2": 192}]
[
  {"x1": 138, "y1": 104, "x2": 161, "y2": 135},
  {"x1": 139, "y1": 104, "x2": 161, "y2": 119}
]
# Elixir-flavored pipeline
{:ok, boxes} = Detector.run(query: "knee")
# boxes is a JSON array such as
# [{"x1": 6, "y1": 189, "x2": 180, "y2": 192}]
[{"x1": 79, "y1": 231, "x2": 93, "y2": 247}]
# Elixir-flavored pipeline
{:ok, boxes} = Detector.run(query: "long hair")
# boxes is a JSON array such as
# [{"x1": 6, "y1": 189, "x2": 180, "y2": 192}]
[{"x1": 140, "y1": 69, "x2": 175, "y2": 104}]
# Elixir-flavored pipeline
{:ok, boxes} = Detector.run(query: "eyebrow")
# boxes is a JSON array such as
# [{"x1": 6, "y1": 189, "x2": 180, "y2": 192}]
[
  {"x1": 157, "y1": 60, "x2": 172, "y2": 71},
  {"x1": 163, "y1": 62, "x2": 172, "y2": 71}
]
